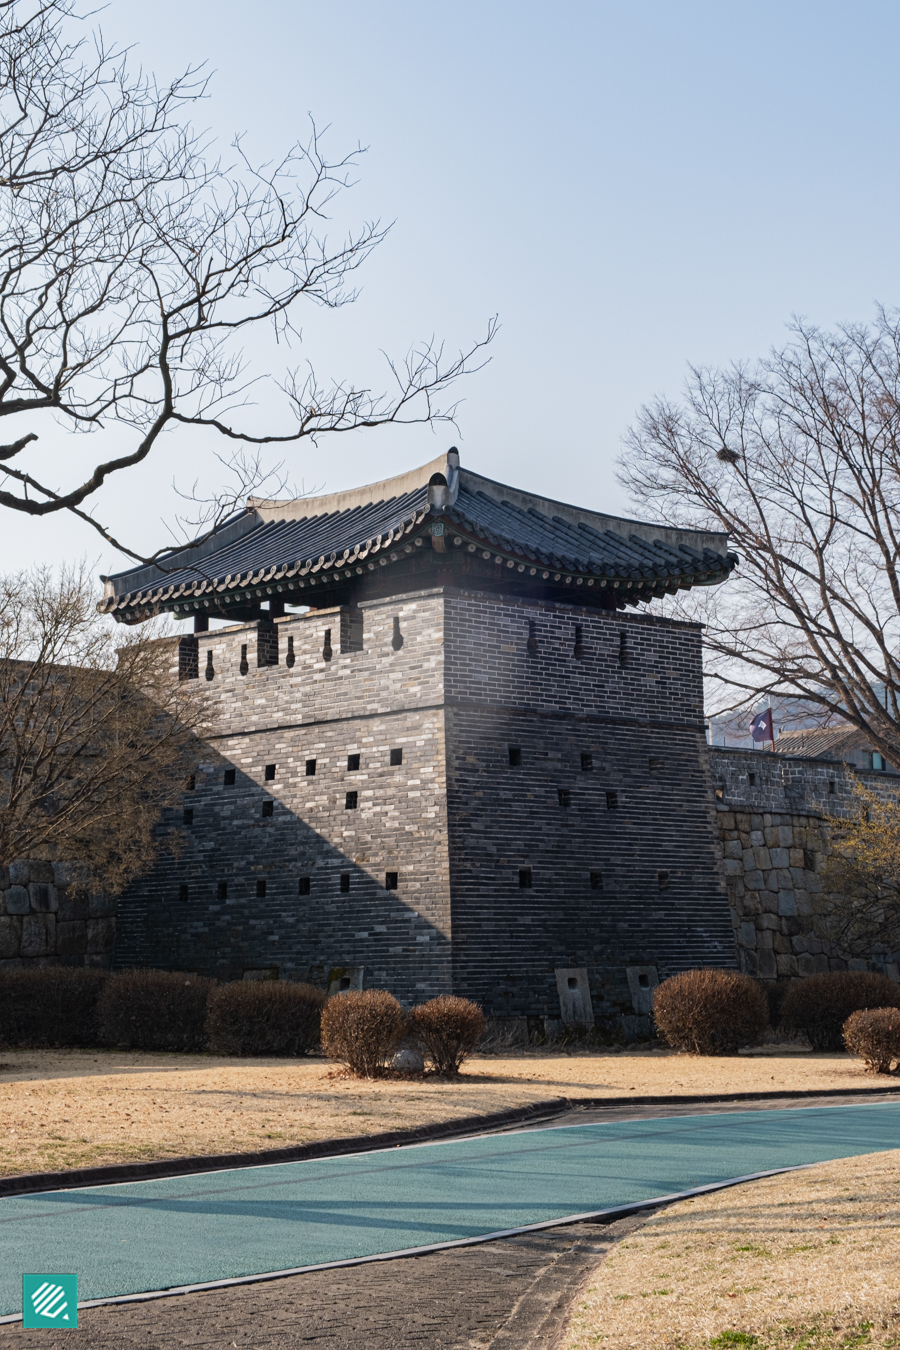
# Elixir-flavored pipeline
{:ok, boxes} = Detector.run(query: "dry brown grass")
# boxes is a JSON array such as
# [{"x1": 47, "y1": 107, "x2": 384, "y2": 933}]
[
  {"x1": 0, "y1": 1046, "x2": 888, "y2": 1178},
  {"x1": 561, "y1": 1149, "x2": 900, "y2": 1350}
]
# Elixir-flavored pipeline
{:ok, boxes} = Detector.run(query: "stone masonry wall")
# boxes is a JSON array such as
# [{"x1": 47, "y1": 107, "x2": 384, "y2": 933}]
[
  {"x1": 0, "y1": 861, "x2": 116, "y2": 967},
  {"x1": 709, "y1": 746, "x2": 900, "y2": 980}
]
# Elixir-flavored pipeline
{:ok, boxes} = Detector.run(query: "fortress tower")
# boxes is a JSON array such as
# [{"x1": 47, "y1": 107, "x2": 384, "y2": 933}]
[{"x1": 101, "y1": 450, "x2": 739, "y2": 1030}]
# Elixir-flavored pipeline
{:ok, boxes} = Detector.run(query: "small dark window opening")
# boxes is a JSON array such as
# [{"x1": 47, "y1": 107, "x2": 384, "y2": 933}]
[
  {"x1": 305, "y1": 758, "x2": 317, "y2": 776},
  {"x1": 391, "y1": 616, "x2": 404, "y2": 651},
  {"x1": 828, "y1": 780, "x2": 836, "y2": 794},
  {"x1": 567, "y1": 976, "x2": 578, "y2": 989},
  {"x1": 573, "y1": 624, "x2": 585, "y2": 659},
  {"x1": 557, "y1": 788, "x2": 571, "y2": 808},
  {"x1": 178, "y1": 884, "x2": 189, "y2": 902},
  {"x1": 340, "y1": 871, "x2": 351, "y2": 893},
  {"x1": 239, "y1": 643, "x2": 249, "y2": 676},
  {"x1": 606, "y1": 790, "x2": 619, "y2": 810},
  {"x1": 285, "y1": 635, "x2": 295, "y2": 668},
  {"x1": 590, "y1": 869, "x2": 603, "y2": 891},
  {"x1": 748, "y1": 772, "x2": 756, "y2": 786},
  {"x1": 657, "y1": 870, "x2": 671, "y2": 890},
  {"x1": 264, "y1": 763, "x2": 276, "y2": 781},
  {"x1": 345, "y1": 790, "x2": 358, "y2": 810},
  {"x1": 508, "y1": 746, "x2": 522, "y2": 767},
  {"x1": 322, "y1": 628, "x2": 333, "y2": 662},
  {"x1": 205, "y1": 649, "x2": 215, "y2": 682},
  {"x1": 217, "y1": 881, "x2": 228, "y2": 900},
  {"x1": 581, "y1": 752, "x2": 593, "y2": 771},
  {"x1": 186, "y1": 774, "x2": 196, "y2": 792},
  {"x1": 618, "y1": 631, "x2": 629, "y2": 666},
  {"x1": 298, "y1": 876, "x2": 311, "y2": 896},
  {"x1": 261, "y1": 800, "x2": 274, "y2": 818},
  {"x1": 638, "y1": 973, "x2": 650, "y2": 988},
  {"x1": 385, "y1": 871, "x2": 398, "y2": 891},
  {"x1": 390, "y1": 747, "x2": 403, "y2": 766},
  {"x1": 182, "y1": 808, "x2": 194, "y2": 826},
  {"x1": 526, "y1": 619, "x2": 538, "y2": 656},
  {"x1": 649, "y1": 757, "x2": 662, "y2": 772},
  {"x1": 519, "y1": 867, "x2": 533, "y2": 889},
  {"x1": 223, "y1": 768, "x2": 236, "y2": 786},
  {"x1": 339, "y1": 976, "x2": 352, "y2": 991},
  {"x1": 347, "y1": 754, "x2": 361, "y2": 771},
  {"x1": 256, "y1": 878, "x2": 267, "y2": 898}
]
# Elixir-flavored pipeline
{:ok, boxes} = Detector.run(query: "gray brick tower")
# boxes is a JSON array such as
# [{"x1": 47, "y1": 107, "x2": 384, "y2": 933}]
[{"x1": 103, "y1": 450, "x2": 740, "y2": 1028}]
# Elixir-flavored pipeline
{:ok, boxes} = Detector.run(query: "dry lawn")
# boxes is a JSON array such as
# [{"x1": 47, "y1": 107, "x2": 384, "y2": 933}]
[
  {"x1": 561, "y1": 1149, "x2": 900, "y2": 1350},
  {"x1": 0, "y1": 1045, "x2": 888, "y2": 1178}
]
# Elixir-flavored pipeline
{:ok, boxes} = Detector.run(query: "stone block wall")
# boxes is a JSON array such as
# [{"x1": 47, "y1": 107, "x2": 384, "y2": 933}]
[
  {"x1": 0, "y1": 861, "x2": 116, "y2": 967},
  {"x1": 709, "y1": 747, "x2": 900, "y2": 980}
]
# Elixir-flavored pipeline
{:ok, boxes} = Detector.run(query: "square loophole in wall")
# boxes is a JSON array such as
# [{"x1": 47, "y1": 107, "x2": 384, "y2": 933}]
[
  {"x1": 185, "y1": 774, "x2": 196, "y2": 792},
  {"x1": 657, "y1": 870, "x2": 671, "y2": 890},
  {"x1": 508, "y1": 746, "x2": 522, "y2": 767},
  {"x1": 339, "y1": 871, "x2": 351, "y2": 893},
  {"x1": 385, "y1": 871, "x2": 398, "y2": 891},
  {"x1": 347, "y1": 754, "x2": 361, "y2": 771},
  {"x1": 217, "y1": 881, "x2": 228, "y2": 901},
  {"x1": 557, "y1": 788, "x2": 571, "y2": 808},
  {"x1": 554, "y1": 968, "x2": 594, "y2": 1025},
  {"x1": 590, "y1": 869, "x2": 603, "y2": 891},
  {"x1": 298, "y1": 876, "x2": 311, "y2": 896},
  {"x1": 178, "y1": 884, "x2": 189, "y2": 902},
  {"x1": 390, "y1": 747, "x2": 403, "y2": 766},
  {"x1": 580, "y1": 752, "x2": 593, "y2": 771},
  {"x1": 649, "y1": 757, "x2": 662, "y2": 772},
  {"x1": 182, "y1": 808, "x2": 194, "y2": 826},
  {"x1": 605, "y1": 791, "x2": 619, "y2": 810},
  {"x1": 305, "y1": 759, "x2": 317, "y2": 777},
  {"x1": 256, "y1": 878, "x2": 267, "y2": 898},
  {"x1": 327, "y1": 966, "x2": 364, "y2": 996},
  {"x1": 261, "y1": 800, "x2": 274, "y2": 818},
  {"x1": 223, "y1": 768, "x2": 236, "y2": 786},
  {"x1": 518, "y1": 867, "x2": 533, "y2": 889},
  {"x1": 264, "y1": 764, "x2": 276, "y2": 781},
  {"x1": 625, "y1": 964, "x2": 659, "y2": 1015},
  {"x1": 345, "y1": 790, "x2": 358, "y2": 810}
]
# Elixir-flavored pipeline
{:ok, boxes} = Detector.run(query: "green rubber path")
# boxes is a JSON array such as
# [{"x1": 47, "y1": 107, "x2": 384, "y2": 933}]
[{"x1": 0, "y1": 1102, "x2": 899, "y2": 1315}]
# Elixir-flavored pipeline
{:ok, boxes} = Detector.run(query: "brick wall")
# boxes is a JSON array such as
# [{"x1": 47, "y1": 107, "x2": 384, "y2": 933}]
[{"x1": 114, "y1": 586, "x2": 738, "y2": 1029}]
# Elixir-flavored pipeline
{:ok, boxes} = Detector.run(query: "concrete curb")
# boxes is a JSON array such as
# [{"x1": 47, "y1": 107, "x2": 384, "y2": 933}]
[{"x1": 2, "y1": 1081, "x2": 899, "y2": 1199}]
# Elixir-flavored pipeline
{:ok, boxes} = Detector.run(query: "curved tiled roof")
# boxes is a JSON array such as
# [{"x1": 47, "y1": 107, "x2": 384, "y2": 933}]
[{"x1": 99, "y1": 450, "x2": 736, "y2": 621}]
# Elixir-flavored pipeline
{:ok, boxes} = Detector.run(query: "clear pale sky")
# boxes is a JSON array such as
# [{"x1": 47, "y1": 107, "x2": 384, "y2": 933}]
[{"x1": 3, "y1": 0, "x2": 900, "y2": 575}]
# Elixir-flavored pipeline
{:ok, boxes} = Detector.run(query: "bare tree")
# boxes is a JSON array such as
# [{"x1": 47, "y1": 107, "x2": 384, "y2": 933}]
[
  {"x1": 0, "y1": 0, "x2": 495, "y2": 561},
  {"x1": 814, "y1": 777, "x2": 900, "y2": 959},
  {"x1": 0, "y1": 564, "x2": 201, "y2": 891},
  {"x1": 620, "y1": 308, "x2": 900, "y2": 765}
]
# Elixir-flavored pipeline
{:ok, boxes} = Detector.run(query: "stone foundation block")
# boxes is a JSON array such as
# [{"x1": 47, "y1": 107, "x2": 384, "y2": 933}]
[
  {"x1": 21, "y1": 913, "x2": 55, "y2": 957},
  {"x1": 86, "y1": 917, "x2": 115, "y2": 953},
  {"x1": 5, "y1": 887, "x2": 29, "y2": 915},
  {"x1": 0, "y1": 917, "x2": 21, "y2": 958},
  {"x1": 56, "y1": 921, "x2": 88, "y2": 957}
]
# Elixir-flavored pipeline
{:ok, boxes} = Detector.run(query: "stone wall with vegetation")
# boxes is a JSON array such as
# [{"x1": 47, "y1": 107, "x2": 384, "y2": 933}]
[
  {"x1": 709, "y1": 747, "x2": 900, "y2": 982},
  {"x1": 0, "y1": 861, "x2": 116, "y2": 967}
]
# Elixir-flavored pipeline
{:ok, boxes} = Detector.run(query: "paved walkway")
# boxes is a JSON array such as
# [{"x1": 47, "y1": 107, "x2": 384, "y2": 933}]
[{"x1": 2, "y1": 1100, "x2": 900, "y2": 1319}]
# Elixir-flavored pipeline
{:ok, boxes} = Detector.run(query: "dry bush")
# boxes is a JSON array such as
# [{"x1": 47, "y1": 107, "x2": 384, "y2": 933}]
[
  {"x1": 320, "y1": 989, "x2": 406, "y2": 1077},
  {"x1": 844, "y1": 1007, "x2": 900, "y2": 1073},
  {"x1": 205, "y1": 980, "x2": 325, "y2": 1056},
  {"x1": 408, "y1": 996, "x2": 486, "y2": 1075},
  {"x1": 96, "y1": 968, "x2": 213, "y2": 1051},
  {"x1": 0, "y1": 966, "x2": 107, "y2": 1046},
  {"x1": 653, "y1": 968, "x2": 769, "y2": 1054},
  {"x1": 780, "y1": 971, "x2": 900, "y2": 1050}
]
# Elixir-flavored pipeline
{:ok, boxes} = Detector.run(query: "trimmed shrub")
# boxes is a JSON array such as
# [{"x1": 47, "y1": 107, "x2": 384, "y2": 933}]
[
  {"x1": 780, "y1": 971, "x2": 900, "y2": 1051},
  {"x1": 205, "y1": 980, "x2": 326, "y2": 1056},
  {"x1": 653, "y1": 968, "x2": 769, "y2": 1054},
  {"x1": 0, "y1": 966, "x2": 108, "y2": 1047},
  {"x1": 408, "y1": 996, "x2": 485, "y2": 1075},
  {"x1": 320, "y1": 989, "x2": 406, "y2": 1077},
  {"x1": 844, "y1": 1007, "x2": 900, "y2": 1073},
  {"x1": 96, "y1": 968, "x2": 214, "y2": 1051}
]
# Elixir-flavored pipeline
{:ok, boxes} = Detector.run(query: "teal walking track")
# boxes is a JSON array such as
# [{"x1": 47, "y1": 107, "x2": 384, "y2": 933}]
[{"x1": 1, "y1": 1102, "x2": 900, "y2": 1317}]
